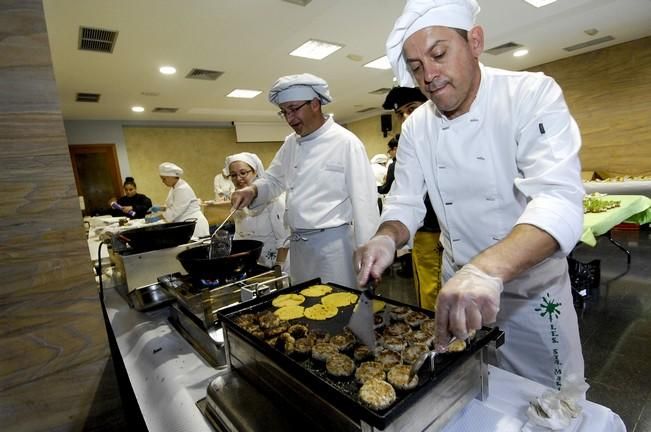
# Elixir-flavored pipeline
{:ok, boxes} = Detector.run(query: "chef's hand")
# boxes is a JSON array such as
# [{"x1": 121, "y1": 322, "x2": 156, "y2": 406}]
[
  {"x1": 230, "y1": 185, "x2": 256, "y2": 210},
  {"x1": 148, "y1": 205, "x2": 162, "y2": 213},
  {"x1": 434, "y1": 264, "x2": 503, "y2": 350},
  {"x1": 355, "y1": 235, "x2": 396, "y2": 287}
]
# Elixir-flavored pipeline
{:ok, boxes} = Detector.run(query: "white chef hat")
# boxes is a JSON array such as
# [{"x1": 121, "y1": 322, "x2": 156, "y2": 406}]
[
  {"x1": 268, "y1": 73, "x2": 333, "y2": 105},
  {"x1": 386, "y1": 0, "x2": 480, "y2": 87},
  {"x1": 371, "y1": 154, "x2": 389, "y2": 165},
  {"x1": 225, "y1": 152, "x2": 265, "y2": 178},
  {"x1": 159, "y1": 162, "x2": 183, "y2": 177}
]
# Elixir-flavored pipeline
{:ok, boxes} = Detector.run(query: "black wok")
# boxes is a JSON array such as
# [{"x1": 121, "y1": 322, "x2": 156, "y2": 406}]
[
  {"x1": 176, "y1": 239, "x2": 264, "y2": 281},
  {"x1": 118, "y1": 221, "x2": 196, "y2": 252}
]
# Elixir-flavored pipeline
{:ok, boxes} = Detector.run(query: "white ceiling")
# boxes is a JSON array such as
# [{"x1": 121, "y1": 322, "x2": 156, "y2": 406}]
[{"x1": 43, "y1": 0, "x2": 651, "y2": 125}]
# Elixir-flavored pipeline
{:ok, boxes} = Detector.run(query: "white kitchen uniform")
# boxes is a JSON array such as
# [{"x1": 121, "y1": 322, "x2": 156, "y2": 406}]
[
  {"x1": 233, "y1": 196, "x2": 290, "y2": 271},
  {"x1": 382, "y1": 64, "x2": 585, "y2": 390},
  {"x1": 163, "y1": 179, "x2": 210, "y2": 238},
  {"x1": 253, "y1": 115, "x2": 379, "y2": 288},
  {"x1": 214, "y1": 171, "x2": 235, "y2": 201}
]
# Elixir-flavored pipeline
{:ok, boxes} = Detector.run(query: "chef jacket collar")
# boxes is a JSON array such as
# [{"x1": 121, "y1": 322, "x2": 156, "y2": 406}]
[
  {"x1": 433, "y1": 62, "x2": 486, "y2": 124},
  {"x1": 296, "y1": 115, "x2": 334, "y2": 144}
]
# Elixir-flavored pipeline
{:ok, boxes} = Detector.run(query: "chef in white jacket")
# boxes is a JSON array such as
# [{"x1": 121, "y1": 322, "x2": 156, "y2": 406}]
[
  {"x1": 157, "y1": 162, "x2": 210, "y2": 238},
  {"x1": 356, "y1": 0, "x2": 585, "y2": 392},
  {"x1": 231, "y1": 73, "x2": 379, "y2": 288}
]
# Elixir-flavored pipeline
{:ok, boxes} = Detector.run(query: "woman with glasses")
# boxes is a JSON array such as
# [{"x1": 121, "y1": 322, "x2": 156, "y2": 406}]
[{"x1": 226, "y1": 152, "x2": 289, "y2": 270}]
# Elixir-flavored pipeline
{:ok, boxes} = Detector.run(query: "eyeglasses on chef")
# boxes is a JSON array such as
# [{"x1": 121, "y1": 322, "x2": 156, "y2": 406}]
[
  {"x1": 277, "y1": 100, "x2": 310, "y2": 119},
  {"x1": 229, "y1": 169, "x2": 254, "y2": 179}
]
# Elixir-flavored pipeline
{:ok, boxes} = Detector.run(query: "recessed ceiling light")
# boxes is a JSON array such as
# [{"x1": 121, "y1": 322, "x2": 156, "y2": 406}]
[
  {"x1": 290, "y1": 39, "x2": 343, "y2": 60},
  {"x1": 364, "y1": 56, "x2": 392, "y2": 70},
  {"x1": 131, "y1": 106, "x2": 145, "y2": 112},
  {"x1": 227, "y1": 89, "x2": 262, "y2": 99},
  {"x1": 159, "y1": 66, "x2": 176, "y2": 75},
  {"x1": 513, "y1": 49, "x2": 529, "y2": 57},
  {"x1": 522, "y1": 0, "x2": 557, "y2": 7}
]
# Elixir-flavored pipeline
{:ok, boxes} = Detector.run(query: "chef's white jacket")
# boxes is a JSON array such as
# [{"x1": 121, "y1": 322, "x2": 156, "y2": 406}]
[
  {"x1": 254, "y1": 115, "x2": 379, "y2": 248},
  {"x1": 382, "y1": 64, "x2": 585, "y2": 266},
  {"x1": 164, "y1": 179, "x2": 210, "y2": 238}
]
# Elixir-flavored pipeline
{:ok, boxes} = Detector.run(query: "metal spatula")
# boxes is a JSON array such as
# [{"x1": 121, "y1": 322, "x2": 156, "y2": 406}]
[{"x1": 347, "y1": 279, "x2": 377, "y2": 348}]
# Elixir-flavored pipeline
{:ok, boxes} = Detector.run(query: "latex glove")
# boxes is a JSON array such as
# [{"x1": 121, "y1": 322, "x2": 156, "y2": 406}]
[
  {"x1": 148, "y1": 205, "x2": 162, "y2": 213},
  {"x1": 145, "y1": 214, "x2": 162, "y2": 223},
  {"x1": 434, "y1": 263, "x2": 503, "y2": 348},
  {"x1": 355, "y1": 234, "x2": 396, "y2": 287}
]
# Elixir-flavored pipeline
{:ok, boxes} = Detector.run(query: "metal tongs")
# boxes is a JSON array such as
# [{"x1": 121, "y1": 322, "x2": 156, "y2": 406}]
[
  {"x1": 407, "y1": 336, "x2": 458, "y2": 382},
  {"x1": 347, "y1": 278, "x2": 377, "y2": 348}
]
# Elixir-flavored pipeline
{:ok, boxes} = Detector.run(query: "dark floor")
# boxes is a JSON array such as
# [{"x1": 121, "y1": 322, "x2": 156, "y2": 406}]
[
  {"x1": 96, "y1": 227, "x2": 651, "y2": 431},
  {"x1": 377, "y1": 226, "x2": 651, "y2": 432}
]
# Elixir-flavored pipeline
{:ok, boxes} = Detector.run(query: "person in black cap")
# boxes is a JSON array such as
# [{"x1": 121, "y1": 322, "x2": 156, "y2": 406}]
[{"x1": 382, "y1": 86, "x2": 442, "y2": 311}]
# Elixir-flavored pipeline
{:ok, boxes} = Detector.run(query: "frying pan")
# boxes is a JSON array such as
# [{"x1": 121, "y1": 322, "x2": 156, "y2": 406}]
[
  {"x1": 176, "y1": 239, "x2": 263, "y2": 282},
  {"x1": 118, "y1": 221, "x2": 196, "y2": 252}
]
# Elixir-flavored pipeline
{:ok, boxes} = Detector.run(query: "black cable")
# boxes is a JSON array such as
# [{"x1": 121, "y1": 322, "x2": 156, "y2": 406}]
[{"x1": 97, "y1": 241, "x2": 105, "y2": 306}]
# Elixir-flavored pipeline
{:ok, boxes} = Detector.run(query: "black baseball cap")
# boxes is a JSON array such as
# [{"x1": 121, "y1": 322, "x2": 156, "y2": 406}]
[{"x1": 382, "y1": 86, "x2": 427, "y2": 111}]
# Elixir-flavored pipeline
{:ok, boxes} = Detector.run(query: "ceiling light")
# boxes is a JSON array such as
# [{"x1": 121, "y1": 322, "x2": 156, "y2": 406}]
[
  {"x1": 227, "y1": 89, "x2": 262, "y2": 99},
  {"x1": 290, "y1": 39, "x2": 343, "y2": 60},
  {"x1": 513, "y1": 49, "x2": 529, "y2": 57},
  {"x1": 159, "y1": 66, "x2": 176, "y2": 75},
  {"x1": 522, "y1": 0, "x2": 557, "y2": 7},
  {"x1": 364, "y1": 56, "x2": 392, "y2": 70},
  {"x1": 131, "y1": 106, "x2": 145, "y2": 112}
]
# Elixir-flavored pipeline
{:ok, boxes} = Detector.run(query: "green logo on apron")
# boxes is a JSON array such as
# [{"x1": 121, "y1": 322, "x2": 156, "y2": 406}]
[
  {"x1": 534, "y1": 292, "x2": 563, "y2": 389},
  {"x1": 535, "y1": 292, "x2": 562, "y2": 322}
]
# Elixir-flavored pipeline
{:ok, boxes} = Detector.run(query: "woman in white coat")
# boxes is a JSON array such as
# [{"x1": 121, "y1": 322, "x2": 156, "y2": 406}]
[
  {"x1": 157, "y1": 162, "x2": 210, "y2": 238},
  {"x1": 226, "y1": 153, "x2": 289, "y2": 271}
]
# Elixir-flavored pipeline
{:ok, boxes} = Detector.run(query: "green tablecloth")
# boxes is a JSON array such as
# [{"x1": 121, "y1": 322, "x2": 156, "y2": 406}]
[{"x1": 581, "y1": 195, "x2": 651, "y2": 246}]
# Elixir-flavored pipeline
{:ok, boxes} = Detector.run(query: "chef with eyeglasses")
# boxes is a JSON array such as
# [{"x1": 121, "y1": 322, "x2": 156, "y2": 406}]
[{"x1": 230, "y1": 73, "x2": 379, "y2": 288}]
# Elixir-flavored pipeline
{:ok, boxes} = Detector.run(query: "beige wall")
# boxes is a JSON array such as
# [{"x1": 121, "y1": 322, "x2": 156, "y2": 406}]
[
  {"x1": 123, "y1": 126, "x2": 283, "y2": 204},
  {"x1": 345, "y1": 114, "x2": 401, "y2": 158}
]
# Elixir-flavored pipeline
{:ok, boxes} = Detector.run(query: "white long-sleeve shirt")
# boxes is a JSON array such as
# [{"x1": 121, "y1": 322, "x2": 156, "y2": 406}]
[
  {"x1": 253, "y1": 115, "x2": 379, "y2": 248},
  {"x1": 164, "y1": 179, "x2": 210, "y2": 238},
  {"x1": 382, "y1": 64, "x2": 584, "y2": 266}
]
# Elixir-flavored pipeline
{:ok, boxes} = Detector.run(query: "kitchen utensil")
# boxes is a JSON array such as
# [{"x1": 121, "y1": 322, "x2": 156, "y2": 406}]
[
  {"x1": 407, "y1": 336, "x2": 459, "y2": 382},
  {"x1": 208, "y1": 208, "x2": 237, "y2": 259},
  {"x1": 347, "y1": 278, "x2": 376, "y2": 348},
  {"x1": 117, "y1": 221, "x2": 196, "y2": 252},
  {"x1": 176, "y1": 239, "x2": 263, "y2": 282}
]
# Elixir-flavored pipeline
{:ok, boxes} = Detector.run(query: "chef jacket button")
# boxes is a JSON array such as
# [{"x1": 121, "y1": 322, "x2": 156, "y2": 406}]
[
  {"x1": 486, "y1": 197, "x2": 496, "y2": 201},
  {"x1": 452, "y1": 238, "x2": 461, "y2": 242},
  {"x1": 438, "y1": 165, "x2": 446, "y2": 169},
  {"x1": 445, "y1": 202, "x2": 453, "y2": 205},
  {"x1": 294, "y1": 165, "x2": 297, "y2": 168}
]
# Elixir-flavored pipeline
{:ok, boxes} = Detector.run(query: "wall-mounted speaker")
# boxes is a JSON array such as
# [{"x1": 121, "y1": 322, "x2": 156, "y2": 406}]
[{"x1": 380, "y1": 114, "x2": 392, "y2": 138}]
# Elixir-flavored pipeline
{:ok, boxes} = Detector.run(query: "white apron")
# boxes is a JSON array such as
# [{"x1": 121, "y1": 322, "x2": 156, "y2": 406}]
[{"x1": 289, "y1": 224, "x2": 356, "y2": 289}]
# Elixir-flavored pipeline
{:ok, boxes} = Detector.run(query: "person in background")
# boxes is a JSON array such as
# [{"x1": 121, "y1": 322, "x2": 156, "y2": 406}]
[
  {"x1": 377, "y1": 135, "x2": 399, "y2": 195},
  {"x1": 226, "y1": 152, "x2": 290, "y2": 271},
  {"x1": 214, "y1": 165, "x2": 235, "y2": 201},
  {"x1": 370, "y1": 153, "x2": 389, "y2": 187},
  {"x1": 109, "y1": 177, "x2": 152, "y2": 219},
  {"x1": 230, "y1": 73, "x2": 379, "y2": 288},
  {"x1": 383, "y1": 86, "x2": 442, "y2": 311},
  {"x1": 356, "y1": 0, "x2": 585, "y2": 391},
  {"x1": 150, "y1": 162, "x2": 210, "y2": 238}
]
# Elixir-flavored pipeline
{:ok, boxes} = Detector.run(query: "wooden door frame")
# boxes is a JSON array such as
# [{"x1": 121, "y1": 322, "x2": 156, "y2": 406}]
[{"x1": 68, "y1": 144, "x2": 123, "y2": 210}]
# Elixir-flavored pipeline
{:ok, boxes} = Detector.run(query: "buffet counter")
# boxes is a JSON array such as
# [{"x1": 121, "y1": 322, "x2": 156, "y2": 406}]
[
  {"x1": 584, "y1": 179, "x2": 651, "y2": 197},
  {"x1": 103, "y1": 286, "x2": 625, "y2": 432},
  {"x1": 581, "y1": 195, "x2": 651, "y2": 246}
]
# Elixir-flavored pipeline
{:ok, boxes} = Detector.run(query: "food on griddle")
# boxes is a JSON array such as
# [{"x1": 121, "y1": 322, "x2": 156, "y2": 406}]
[
  {"x1": 390, "y1": 306, "x2": 410, "y2": 321},
  {"x1": 385, "y1": 322, "x2": 411, "y2": 337},
  {"x1": 402, "y1": 343, "x2": 428, "y2": 365},
  {"x1": 276, "y1": 332, "x2": 296, "y2": 355},
  {"x1": 326, "y1": 353, "x2": 356, "y2": 378},
  {"x1": 322, "y1": 292, "x2": 359, "y2": 308},
  {"x1": 387, "y1": 364, "x2": 419, "y2": 391},
  {"x1": 330, "y1": 332, "x2": 356, "y2": 352},
  {"x1": 294, "y1": 337, "x2": 314, "y2": 356},
  {"x1": 383, "y1": 335, "x2": 407, "y2": 352},
  {"x1": 405, "y1": 311, "x2": 428, "y2": 328},
  {"x1": 300, "y1": 284, "x2": 333, "y2": 297},
  {"x1": 287, "y1": 323, "x2": 309, "y2": 338},
  {"x1": 274, "y1": 305, "x2": 305, "y2": 320},
  {"x1": 258, "y1": 311, "x2": 281, "y2": 329},
  {"x1": 234, "y1": 313, "x2": 257, "y2": 327},
  {"x1": 242, "y1": 323, "x2": 265, "y2": 339},
  {"x1": 447, "y1": 338, "x2": 467, "y2": 352},
  {"x1": 374, "y1": 312, "x2": 386, "y2": 329},
  {"x1": 264, "y1": 320, "x2": 289, "y2": 338},
  {"x1": 266, "y1": 336, "x2": 278, "y2": 346},
  {"x1": 359, "y1": 378, "x2": 396, "y2": 411},
  {"x1": 304, "y1": 303, "x2": 338, "y2": 320},
  {"x1": 421, "y1": 319, "x2": 436, "y2": 334},
  {"x1": 353, "y1": 344, "x2": 375, "y2": 362},
  {"x1": 272, "y1": 293, "x2": 306, "y2": 308},
  {"x1": 312, "y1": 342, "x2": 339, "y2": 362},
  {"x1": 307, "y1": 329, "x2": 330, "y2": 343},
  {"x1": 405, "y1": 330, "x2": 434, "y2": 347},
  {"x1": 377, "y1": 349, "x2": 401, "y2": 371},
  {"x1": 355, "y1": 361, "x2": 386, "y2": 384}
]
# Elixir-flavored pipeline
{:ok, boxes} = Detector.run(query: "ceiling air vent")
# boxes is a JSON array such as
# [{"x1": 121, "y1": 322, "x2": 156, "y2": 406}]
[
  {"x1": 185, "y1": 68, "x2": 224, "y2": 81},
  {"x1": 356, "y1": 107, "x2": 379, "y2": 113},
  {"x1": 563, "y1": 36, "x2": 614, "y2": 52},
  {"x1": 78, "y1": 27, "x2": 118, "y2": 53},
  {"x1": 369, "y1": 88, "x2": 391, "y2": 95},
  {"x1": 76, "y1": 92, "x2": 100, "y2": 102},
  {"x1": 281, "y1": 0, "x2": 312, "y2": 6},
  {"x1": 485, "y1": 42, "x2": 523, "y2": 55},
  {"x1": 152, "y1": 107, "x2": 179, "y2": 113}
]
